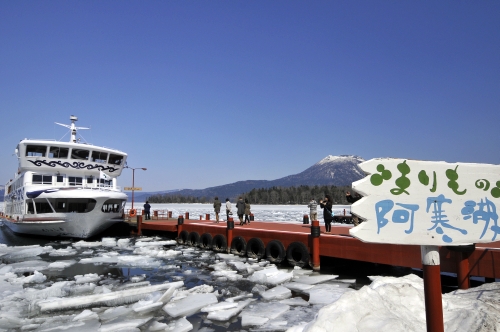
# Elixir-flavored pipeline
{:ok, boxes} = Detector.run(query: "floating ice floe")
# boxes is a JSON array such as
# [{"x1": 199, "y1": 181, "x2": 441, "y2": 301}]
[
  {"x1": 48, "y1": 259, "x2": 77, "y2": 270},
  {"x1": 164, "y1": 317, "x2": 193, "y2": 332},
  {"x1": 207, "y1": 298, "x2": 254, "y2": 321},
  {"x1": 261, "y1": 285, "x2": 292, "y2": 301},
  {"x1": 73, "y1": 309, "x2": 98, "y2": 321},
  {"x1": 279, "y1": 296, "x2": 310, "y2": 306},
  {"x1": 79, "y1": 254, "x2": 161, "y2": 268},
  {"x1": 72, "y1": 241, "x2": 103, "y2": 248},
  {"x1": 99, "y1": 317, "x2": 150, "y2": 332},
  {"x1": 35, "y1": 281, "x2": 184, "y2": 312},
  {"x1": 5, "y1": 270, "x2": 47, "y2": 284},
  {"x1": 134, "y1": 240, "x2": 177, "y2": 247},
  {"x1": 247, "y1": 265, "x2": 293, "y2": 285},
  {"x1": 293, "y1": 274, "x2": 338, "y2": 285},
  {"x1": 8, "y1": 260, "x2": 50, "y2": 273},
  {"x1": 101, "y1": 237, "x2": 117, "y2": 247},
  {"x1": 162, "y1": 292, "x2": 218, "y2": 318},
  {"x1": 74, "y1": 273, "x2": 101, "y2": 284},
  {"x1": 49, "y1": 247, "x2": 78, "y2": 256},
  {"x1": 240, "y1": 302, "x2": 290, "y2": 327}
]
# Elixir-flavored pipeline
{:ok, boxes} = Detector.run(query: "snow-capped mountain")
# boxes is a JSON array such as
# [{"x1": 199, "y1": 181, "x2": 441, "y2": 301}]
[
  {"x1": 147, "y1": 155, "x2": 366, "y2": 201},
  {"x1": 275, "y1": 155, "x2": 366, "y2": 187}
]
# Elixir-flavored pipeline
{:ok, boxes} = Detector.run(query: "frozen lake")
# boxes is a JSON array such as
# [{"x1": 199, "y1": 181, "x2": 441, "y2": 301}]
[
  {"x1": 0, "y1": 204, "x2": 499, "y2": 331},
  {"x1": 125, "y1": 202, "x2": 353, "y2": 224}
]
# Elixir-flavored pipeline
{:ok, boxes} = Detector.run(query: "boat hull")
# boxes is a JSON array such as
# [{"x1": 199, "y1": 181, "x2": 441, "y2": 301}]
[
  {"x1": 1, "y1": 211, "x2": 124, "y2": 238},
  {"x1": 2, "y1": 190, "x2": 128, "y2": 238}
]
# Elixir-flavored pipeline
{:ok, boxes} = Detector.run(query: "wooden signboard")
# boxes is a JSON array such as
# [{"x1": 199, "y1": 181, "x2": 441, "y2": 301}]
[
  {"x1": 350, "y1": 158, "x2": 500, "y2": 246},
  {"x1": 124, "y1": 187, "x2": 142, "y2": 191}
]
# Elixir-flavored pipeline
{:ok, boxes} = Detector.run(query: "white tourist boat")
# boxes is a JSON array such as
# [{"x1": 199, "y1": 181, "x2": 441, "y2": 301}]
[{"x1": 1, "y1": 115, "x2": 128, "y2": 238}]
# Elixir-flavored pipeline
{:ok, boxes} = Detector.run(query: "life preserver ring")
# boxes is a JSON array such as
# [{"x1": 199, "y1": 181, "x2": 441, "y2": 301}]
[
  {"x1": 246, "y1": 237, "x2": 265, "y2": 259},
  {"x1": 199, "y1": 233, "x2": 213, "y2": 250},
  {"x1": 265, "y1": 240, "x2": 286, "y2": 263},
  {"x1": 129, "y1": 209, "x2": 137, "y2": 217},
  {"x1": 177, "y1": 230, "x2": 189, "y2": 245},
  {"x1": 187, "y1": 232, "x2": 200, "y2": 247},
  {"x1": 230, "y1": 236, "x2": 247, "y2": 256},
  {"x1": 286, "y1": 241, "x2": 309, "y2": 268},
  {"x1": 211, "y1": 234, "x2": 227, "y2": 252}
]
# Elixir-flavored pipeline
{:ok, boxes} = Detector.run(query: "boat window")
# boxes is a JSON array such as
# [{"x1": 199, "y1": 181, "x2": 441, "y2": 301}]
[
  {"x1": 86, "y1": 177, "x2": 93, "y2": 184},
  {"x1": 26, "y1": 145, "x2": 47, "y2": 157},
  {"x1": 71, "y1": 148, "x2": 89, "y2": 160},
  {"x1": 28, "y1": 200, "x2": 53, "y2": 214},
  {"x1": 68, "y1": 176, "x2": 83, "y2": 186},
  {"x1": 99, "y1": 179, "x2": 112, "y2": 187},
  {"x1": 56, "y1": 176, "x2": 64, "y2": 183},
  {"x1": 108, "y1": 154, "x2": 124, "y2": 165},
  {"x1": 32, "y1": 175, "x2": 53, "y2": 185},
  {"x1": 91, "y1": 151, "x2": 108, "y2": 163},
  {"x1": 56, "y1": 201, "x2": 66, "y2": 211},
  {"x1": 101, "y1": 199, "x2": 125, "y2": 213},
  {"x1": 49, "y1": 146, "x2": 69, "y2": 159}
]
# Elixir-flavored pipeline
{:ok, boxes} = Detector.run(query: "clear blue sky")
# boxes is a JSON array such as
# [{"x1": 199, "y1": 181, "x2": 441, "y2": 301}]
[{"x1": 1, "y1": 1, "x2": 499, "y2": 192}]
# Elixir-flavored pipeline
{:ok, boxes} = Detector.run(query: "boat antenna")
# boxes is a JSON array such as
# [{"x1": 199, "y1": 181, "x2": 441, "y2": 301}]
[{"x1": 55, "y1": 115, "x2": 89, "y2": 143}]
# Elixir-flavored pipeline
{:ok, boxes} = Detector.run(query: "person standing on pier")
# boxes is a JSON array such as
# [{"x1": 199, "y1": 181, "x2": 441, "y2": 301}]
[
  {"x1": 236, "y1": 197, "x2": 245, "y2": 225},
  {"x1": 225, "y1": 198, "x2": 232, "y2": 221},
  {"x1": 143, "y1": 201, "x2": 151, "y2": 220},
  {"x1": 319, "y1": 195, "x2": 333, "y2": 233},
  {"x1": 213, "y1": 197, "x2": 221, "y2": 223},
  {"x1": 244, "y1": 198, "x2": 251, "y2": 225},
  {"x1": 308, "y1": 197, "x2": 318, "y2": 221}
]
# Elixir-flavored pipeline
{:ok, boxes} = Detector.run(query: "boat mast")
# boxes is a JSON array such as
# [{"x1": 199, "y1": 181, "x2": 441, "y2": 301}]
[{"x1": 55, "y1": 115, "x2": 89, "y2": 143}]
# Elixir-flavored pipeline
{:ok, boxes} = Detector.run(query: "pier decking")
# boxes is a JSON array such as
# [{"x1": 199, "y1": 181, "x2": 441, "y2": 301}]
[{"x1": 128, "y1": 215, "x2": 500, "y2": 289}]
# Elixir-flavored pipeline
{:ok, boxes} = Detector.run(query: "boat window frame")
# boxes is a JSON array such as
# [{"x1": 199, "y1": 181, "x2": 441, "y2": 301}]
[
  {"x1": 91, "y1": 150, "x2": 108, "y2": 163},
  {"x1": 32, "y1": 174, "x2": 53, "y2": 185},
  {"x1": 26, "y1": 145, "x2": 47, "y2": 157},
  {"x1": 48, "y1": 146, "x2": 69, "y2": 159},
  {"x1": 108, "y1": 153, "x2": 124, "y2": 166},
  {"x1": 68, "y1": 176, "x2": 83, "y2": 186},
  {"x1": 70, "y1": 148, "x2": 90, "y2": 160}
]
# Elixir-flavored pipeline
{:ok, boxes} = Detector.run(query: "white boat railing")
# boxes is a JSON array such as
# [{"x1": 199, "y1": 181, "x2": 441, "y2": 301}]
[{"x1": 24, "y1": 182, "x2": 122, "y2": 191}]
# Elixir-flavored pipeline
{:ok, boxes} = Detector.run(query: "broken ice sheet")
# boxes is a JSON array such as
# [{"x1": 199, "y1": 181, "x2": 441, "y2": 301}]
[
  {"x1": 163, "y1": 292, "x2": 218, "y2": 318},
  {"x1": 260, "y1": 285, "x2": 292, "y2": 301},
  {"x1": 74, "y1": 273, "x2": 101, "y2": 284},
  {"x1": 8, "y1": 260, "x2": 50, "y2": 273},
  {"x1": 240, "y1": 302, "x2": 290, "y2": 327},
  {"x1": 292, "y1": 274, "x2": 338, "y2": 285},
  {"x1": 49, "y1": 247, "x2": 78, "y2": 256},
  {"x1": 206, "y1": 298, "x2": 254, "y2": 321},
  {"x1": 48, "y1": 259, "x2": 77, "y2": 270},
  {"x1": 165, "y1": 317, "x2": 193, "y2": 332},
  {"x1": 247, "y1": 265, "x2": 293, "y2": 285},
  {"x1": 72, "y1": 240, "x2": 103, "y2": 248}
]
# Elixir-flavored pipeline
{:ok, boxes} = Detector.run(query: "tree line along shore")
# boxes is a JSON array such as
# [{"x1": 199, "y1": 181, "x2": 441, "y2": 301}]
[{"x1": 146, "y1": 185, "x2": 354, "y2": 205}]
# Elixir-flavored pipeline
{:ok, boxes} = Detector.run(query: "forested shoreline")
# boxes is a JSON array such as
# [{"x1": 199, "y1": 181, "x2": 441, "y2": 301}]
[{"x1": 147, "y1": 185, "x2": 353, "y2": 205}]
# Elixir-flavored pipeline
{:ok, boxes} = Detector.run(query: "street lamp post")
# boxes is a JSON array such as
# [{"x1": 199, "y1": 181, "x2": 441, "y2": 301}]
[{"x1": 125, "y1": 166, "x2": 147, "y2": 210}]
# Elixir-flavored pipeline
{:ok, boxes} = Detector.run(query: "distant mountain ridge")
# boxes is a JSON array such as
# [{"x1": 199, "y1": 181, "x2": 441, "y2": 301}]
[{"x1": 144, "y1": 155, "x2": 366, "y2": 201}]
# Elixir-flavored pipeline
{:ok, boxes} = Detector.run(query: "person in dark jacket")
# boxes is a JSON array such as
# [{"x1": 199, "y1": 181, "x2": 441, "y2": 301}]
[
  {"x1": 143, "y1": 201, "x2": 151, "y2": 220},
  {"x1": 236, "y1": 197, "x2": 245, "y2": 226},
  {"x1": 319, "y1": 195, "x2": 333, "y2": 233},
  {"x1": 244, "y1": 199, "x2": 251, "y2": 225},
  {"x1": 213, "y1": 197, "x2": 221, "y2": 223}
]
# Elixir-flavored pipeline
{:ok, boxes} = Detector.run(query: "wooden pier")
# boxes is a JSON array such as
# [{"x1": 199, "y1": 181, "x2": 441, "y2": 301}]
[{"x1": 128, "y1": 214, "x2": 500, "y2": 289}]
